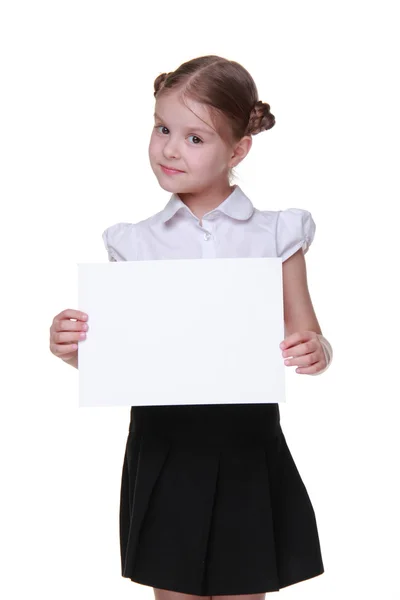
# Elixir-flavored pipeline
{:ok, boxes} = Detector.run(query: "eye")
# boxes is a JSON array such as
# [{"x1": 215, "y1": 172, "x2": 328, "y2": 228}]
[
  {"x1": 155, "y1": 125, "x2": 169, "y2": 134},
  {"x1": 188, "y1": 135, "x2": 203, "y2": 145}
]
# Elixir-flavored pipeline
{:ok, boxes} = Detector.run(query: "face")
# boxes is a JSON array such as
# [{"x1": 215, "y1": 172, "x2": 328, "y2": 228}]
[{"x1": 148, "y1": 90, "x2": 251, "y2": 195}]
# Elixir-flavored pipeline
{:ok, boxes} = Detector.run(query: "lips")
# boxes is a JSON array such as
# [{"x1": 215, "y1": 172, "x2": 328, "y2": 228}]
[{"x1": 160, "y1": 164, "x2": 185, "y2": 174}]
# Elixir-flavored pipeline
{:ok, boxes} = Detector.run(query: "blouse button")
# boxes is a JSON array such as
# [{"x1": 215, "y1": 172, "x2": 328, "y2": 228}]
[{"x1": 204, "y1": 232, "x2": 211, "y2": 241}]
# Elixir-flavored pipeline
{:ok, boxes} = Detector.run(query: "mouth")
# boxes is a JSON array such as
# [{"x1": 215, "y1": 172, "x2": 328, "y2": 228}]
[{"x1": 160, "y1": 164, "x2": 185, "y2": 175}]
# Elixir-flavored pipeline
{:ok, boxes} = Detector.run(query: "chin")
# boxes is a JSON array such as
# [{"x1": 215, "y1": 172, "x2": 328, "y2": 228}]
[
  {"x1": 156, "y1": 178, "x2": 181, "y2": 193},
  {"x1": 155, "y1": 175, "x2": 191, "y2": 194}
]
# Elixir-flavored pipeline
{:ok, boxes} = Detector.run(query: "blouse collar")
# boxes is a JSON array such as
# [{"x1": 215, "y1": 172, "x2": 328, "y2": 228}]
[{"x1": 160, "y1": 184, "x2": 255, "y2": 224}]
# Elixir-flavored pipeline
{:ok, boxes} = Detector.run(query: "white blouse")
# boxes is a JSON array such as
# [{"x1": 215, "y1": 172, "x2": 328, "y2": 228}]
[{"x1": 102, "y1": 185, "x2": 316, "y2": 263}]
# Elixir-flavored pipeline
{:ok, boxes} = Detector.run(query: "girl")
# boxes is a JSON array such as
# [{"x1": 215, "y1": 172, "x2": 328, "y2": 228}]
[{"x1": 50, "y1": 55, "x2": 333, "y2": 600}]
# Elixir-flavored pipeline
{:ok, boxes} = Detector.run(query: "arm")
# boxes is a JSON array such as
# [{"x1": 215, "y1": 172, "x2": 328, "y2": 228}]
[
  {"x1": 282, "y1": 247, "x2": 332, "y2": 374},
  {"x1": 282, "y1": 247, "x2": 322, "y2": 336}
]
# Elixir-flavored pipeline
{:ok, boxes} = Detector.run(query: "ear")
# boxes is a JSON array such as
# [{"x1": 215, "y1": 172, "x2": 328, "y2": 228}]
[{"x1": 229, "y1": 136, "x2": 253, "y2": 168}]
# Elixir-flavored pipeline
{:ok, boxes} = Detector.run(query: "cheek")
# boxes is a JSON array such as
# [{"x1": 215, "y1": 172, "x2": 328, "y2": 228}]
[
  {"x1": 199, "y1": 148, "x2": 225, "y2": 173},
  {"x1": 148, "y1": 137, "x2": 161, "y2": 163},
  {"x1": 193, "y1": 145, "x2": 218, "y2": 165}
]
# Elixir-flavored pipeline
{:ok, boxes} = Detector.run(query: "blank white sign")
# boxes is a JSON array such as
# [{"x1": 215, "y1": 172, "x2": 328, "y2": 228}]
[{"x1": 77, "y1": 257, "x2": 285, "y2": 407}]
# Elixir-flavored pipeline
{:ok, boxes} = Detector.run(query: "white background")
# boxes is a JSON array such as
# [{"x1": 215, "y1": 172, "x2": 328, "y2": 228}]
[{"x1": 1, "y1": 1, "x2": 399, "y2": 599}]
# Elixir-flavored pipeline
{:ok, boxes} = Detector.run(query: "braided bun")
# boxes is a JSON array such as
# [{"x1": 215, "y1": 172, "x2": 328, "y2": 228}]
[
  {"x1": 245, "y1": 100, "x2": 275, "y2": 135},
  {"x1": 154, "y1": 72, "x2": 172, "y2": 97}
]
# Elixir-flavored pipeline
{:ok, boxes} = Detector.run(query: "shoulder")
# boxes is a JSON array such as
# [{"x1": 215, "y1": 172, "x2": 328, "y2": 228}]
[
  {"x1": 101, "y1": 211, "x2": 164, "y2": 261},
  {"x1": 250, "y1": 206, "x2": 316, "y2": 261},
  {"x1": 102, "y1": 222, "x2": 136, "y2": 261},
  {"x1": 273, "y1": 207, "x2": 316, "y2": 262}
]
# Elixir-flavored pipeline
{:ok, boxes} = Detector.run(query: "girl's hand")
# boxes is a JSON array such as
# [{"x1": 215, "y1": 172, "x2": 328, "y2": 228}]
[
  {"x1": 49, "y1": 309, "x2": 89, "y2": 364},
  {"x1": 280, "y1": 330, "x2": 326, "y2": 375}
]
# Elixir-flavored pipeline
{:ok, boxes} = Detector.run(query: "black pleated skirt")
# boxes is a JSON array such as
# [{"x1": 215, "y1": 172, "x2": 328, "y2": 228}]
[{"x1": 119, "y1": 402, "x2": 324, "y2": 596}]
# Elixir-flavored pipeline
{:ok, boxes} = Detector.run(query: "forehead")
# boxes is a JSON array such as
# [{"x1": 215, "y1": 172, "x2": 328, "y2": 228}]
[{"x1": 154, "y1": 92, "x2": 217, "y2": 134}]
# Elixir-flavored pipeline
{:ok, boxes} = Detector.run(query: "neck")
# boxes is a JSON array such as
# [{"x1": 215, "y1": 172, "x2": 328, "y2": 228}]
[{"x1": 177, "y1": 182, "x2": 236, "y2": 220}]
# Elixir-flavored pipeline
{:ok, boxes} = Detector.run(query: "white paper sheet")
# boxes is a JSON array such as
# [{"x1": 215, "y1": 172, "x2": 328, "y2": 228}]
[{"x1": 77, "y1": 257, "x2": 285, "y2": 407}]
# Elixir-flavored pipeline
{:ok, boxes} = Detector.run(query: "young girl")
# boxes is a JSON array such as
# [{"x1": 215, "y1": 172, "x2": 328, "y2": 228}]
[{"x1": 50, "y1": 55, "x2": 333, "y2": 600}]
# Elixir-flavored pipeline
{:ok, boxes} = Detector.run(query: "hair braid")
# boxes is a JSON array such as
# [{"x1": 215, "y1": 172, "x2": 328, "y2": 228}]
[
  {"x1": 153, "y1": 72, "x2": 172, "y2": 97},
  {"x1": 245, "y1": 100, "x2": 275, "y2": 135}
]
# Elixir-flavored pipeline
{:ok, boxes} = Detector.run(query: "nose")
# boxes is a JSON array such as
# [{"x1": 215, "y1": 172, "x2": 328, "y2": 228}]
[{"x1": 163, "y1": 136, "x2": 180, "y2": 160}]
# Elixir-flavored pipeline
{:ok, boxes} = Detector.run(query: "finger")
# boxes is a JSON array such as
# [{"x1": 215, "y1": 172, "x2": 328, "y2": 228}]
[
  {"x1": 282, "y1": 339, "x2": 315, "y2": 359},
  {"x1": 284, "y1": 350, "x2": 320, "y2": 367},
  {"x1": 53, "y1": 318, "x2": 89, "y2": 333},
  {"x1": 295, "y1": 360, "x2": 325, "y2": 374},
  {"x1": 52, "y1": 330, "x2": 86, "y2": 345},
  {"x1": 50, "y1": 341, "x2": 79, "y2": 356},
  {"x1": 281, "y1": 331, "x2": 317, "y2": 351},
  {"x1": 52, "y1": 309, "x2": 88, "y2": 325},
  {"x1": 280, "y1": 333, "x2": 305, "y2": 349}
]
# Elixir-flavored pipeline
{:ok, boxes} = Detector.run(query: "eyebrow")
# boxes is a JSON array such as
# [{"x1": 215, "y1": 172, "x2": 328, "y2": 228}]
[{"x1": 153, "y1": 112, "x2": 215, "y2": 135}]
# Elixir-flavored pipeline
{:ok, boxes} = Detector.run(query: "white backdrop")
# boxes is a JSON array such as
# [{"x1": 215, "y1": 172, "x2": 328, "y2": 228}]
[{"x1": 1, "y1": 1, "x2": 399, "y2": 599}]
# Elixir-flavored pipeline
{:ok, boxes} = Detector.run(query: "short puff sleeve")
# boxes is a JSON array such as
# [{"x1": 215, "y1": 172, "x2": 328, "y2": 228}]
[
  {"x1": 102, "y1": 222, "x2": 135, "y2": 261},
  {"x1": 276, "y1": 208, "x2": 316, "y2": 262}
]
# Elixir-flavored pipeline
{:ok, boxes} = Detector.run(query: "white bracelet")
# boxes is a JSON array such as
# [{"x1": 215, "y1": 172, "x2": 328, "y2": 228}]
[{"x1": 309, "y1": 334, "x2": 333, "y2": 376}]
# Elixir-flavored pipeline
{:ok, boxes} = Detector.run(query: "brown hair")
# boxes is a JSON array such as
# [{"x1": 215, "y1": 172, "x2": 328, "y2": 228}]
[{"x1": 153, "y1": 55, "x2": 275, "y2": 146}]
